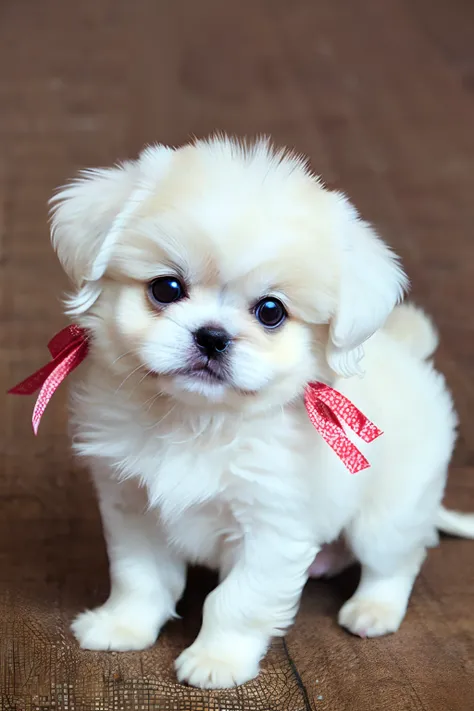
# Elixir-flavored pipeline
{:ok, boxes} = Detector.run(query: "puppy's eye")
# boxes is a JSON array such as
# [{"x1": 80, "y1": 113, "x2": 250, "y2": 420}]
[
  {"x1": 149, "y1": 276, "x2": 185, "y2": 305},
  {"x1": 254, "y1": 298, "x2": 287, "y2": 329}
]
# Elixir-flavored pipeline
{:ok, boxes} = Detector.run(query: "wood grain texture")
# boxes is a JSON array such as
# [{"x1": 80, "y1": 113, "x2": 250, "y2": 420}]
[{"x1": 1, "y1": 0, "x2": 474, "y2": 708}]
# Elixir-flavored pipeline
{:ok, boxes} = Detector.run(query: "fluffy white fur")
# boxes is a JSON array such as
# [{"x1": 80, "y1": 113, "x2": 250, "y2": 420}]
[{"x1": 50, "y1": 137, "x2": 473, "y2": 689}]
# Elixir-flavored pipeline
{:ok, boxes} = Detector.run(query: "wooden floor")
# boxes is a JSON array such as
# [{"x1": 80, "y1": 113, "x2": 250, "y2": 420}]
[{"x1": 1, "y1": 1, "x2": 474, "y2": 709}]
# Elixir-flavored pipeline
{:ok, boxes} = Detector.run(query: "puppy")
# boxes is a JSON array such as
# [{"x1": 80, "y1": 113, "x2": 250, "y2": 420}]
[{"x1": 48, "y1": 137, "x2": 473, "y2": 688}]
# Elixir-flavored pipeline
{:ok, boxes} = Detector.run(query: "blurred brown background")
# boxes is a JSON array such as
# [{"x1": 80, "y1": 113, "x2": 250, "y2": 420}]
[{"x1": 1, "y1": 1, "x2": 474, "y2": 709}]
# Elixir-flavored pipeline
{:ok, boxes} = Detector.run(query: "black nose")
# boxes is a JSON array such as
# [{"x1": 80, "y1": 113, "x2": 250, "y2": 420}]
[{"x1": 194, "y1": 326, "x2": 231, "y2": 357}]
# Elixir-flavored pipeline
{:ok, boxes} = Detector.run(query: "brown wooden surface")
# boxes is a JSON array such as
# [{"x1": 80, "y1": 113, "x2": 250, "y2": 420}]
[{"x1": 1, "y1": 1, "x2": 474, "y2": 709}]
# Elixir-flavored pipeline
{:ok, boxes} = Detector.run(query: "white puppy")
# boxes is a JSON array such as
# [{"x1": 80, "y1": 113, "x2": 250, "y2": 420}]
[{"x1": 49, "y1": 137, "x2": 474, "y2": 689}]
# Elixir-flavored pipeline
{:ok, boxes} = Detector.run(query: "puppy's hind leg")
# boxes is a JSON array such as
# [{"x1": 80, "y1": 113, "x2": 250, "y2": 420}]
[
  {"x1": 337, "y1": 547, "x2": 425, "y2": 638},
  {"x1": 338, "y1": 450, "x2": 448, "y2": 639},
  {"x1": 338, "y1": 491, "x2": 431, "y2": 638},
  {"x1": 308, "y1": 537, "x2": 356, "y2": 579}
]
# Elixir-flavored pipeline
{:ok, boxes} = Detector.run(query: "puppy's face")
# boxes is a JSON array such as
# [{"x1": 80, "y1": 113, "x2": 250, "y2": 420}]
[{"x1": 51, "y1": 139, "x2": 407, "y2": 410}]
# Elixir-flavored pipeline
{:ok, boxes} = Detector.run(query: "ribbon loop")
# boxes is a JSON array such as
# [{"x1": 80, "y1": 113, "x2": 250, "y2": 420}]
[
  {"x1": 8, "y1": 325, "x2": 89, "y2": 433},
  {"x1": 47, "y1": 323, "x2": 86, "y2": 358},
  {"x1": 304, "y1": 383, "x2": 383, "y2": 474}
]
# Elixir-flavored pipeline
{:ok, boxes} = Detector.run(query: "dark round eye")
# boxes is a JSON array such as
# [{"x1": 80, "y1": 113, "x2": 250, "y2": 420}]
[
  {"x1": 149, "y1": 276, "x2": 185, "y2": 305},
  {"x1": 254, "y1": 298, "x2": 287, "y2": 329}
]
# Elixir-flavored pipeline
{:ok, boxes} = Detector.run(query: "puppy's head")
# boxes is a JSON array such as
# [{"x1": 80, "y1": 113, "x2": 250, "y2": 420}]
[{"x1": 51, "y1": 137, "x2": 407, "y2": 410}]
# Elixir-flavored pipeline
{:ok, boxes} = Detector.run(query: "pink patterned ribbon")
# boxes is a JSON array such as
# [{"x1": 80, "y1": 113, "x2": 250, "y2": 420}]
[
  {"x1": 304, "y1": 382, "x2": 382, "y2": 473},
  {"x1": 8, "y1": 325, "x2": 89, "y2": 434},
  {"x1": 8, "y1": 326, "x2": 382, "y2": 470}
]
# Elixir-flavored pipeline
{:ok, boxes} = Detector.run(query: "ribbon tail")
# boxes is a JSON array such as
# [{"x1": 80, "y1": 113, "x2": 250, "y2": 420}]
[
  {"x1": 305, "y1": 397, "x2": 371, "y2": 474},
  {"x1": 32, "y1": 341, "x2": 88, "y2": 434},
  {"x1": 316, "y1": 421, "x2": 371, "y2": 474},
  {"x1": 8, "y1": 360, "x2": 60, "y2": 396}
]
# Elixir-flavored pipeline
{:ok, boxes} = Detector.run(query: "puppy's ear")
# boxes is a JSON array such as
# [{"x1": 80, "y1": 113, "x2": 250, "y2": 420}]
[
  {"x1": 50, "y1": 145, "x2": 174, "y2": 313},
  {"x1": 327, "y1": 193, "x2": 408, "y2": 377},
  {"x1": 50, "y1": 161, "x2": 139, "y2": 286}
]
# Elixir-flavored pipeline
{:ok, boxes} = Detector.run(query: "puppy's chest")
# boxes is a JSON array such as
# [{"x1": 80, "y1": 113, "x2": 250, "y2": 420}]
[
  {"x1": 121, "y1": 417, "x2": 303, "y2": 534},
  {"x1": 136, "y1": 434, "x2": 263, "y2": 564},
  {"x1": 145, "y1": 442, "x2": 236, "y2": 512}
]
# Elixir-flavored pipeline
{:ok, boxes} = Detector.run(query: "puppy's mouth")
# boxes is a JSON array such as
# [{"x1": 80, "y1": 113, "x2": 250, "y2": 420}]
[
  {"x1": 162, "y1": 362, "x2": 228, "y2": 384},
  {"x1": 145, "y1": 362, "x2": 259, "y2": 397},
  {"x1": 184, "y1": 363, "x2": 226, "y2": 383}
]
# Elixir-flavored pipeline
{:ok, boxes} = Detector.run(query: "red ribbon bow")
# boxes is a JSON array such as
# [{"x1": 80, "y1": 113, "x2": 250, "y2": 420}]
[
  {"x1": 8, "y1": 325, "x2": 89, "y2": 434},
  {"x1": 8, "y1": 325, "x2": 382, "y2": 471},
  {"x1": 304, "y1": 382, "x2": 382, "y2": 474}
]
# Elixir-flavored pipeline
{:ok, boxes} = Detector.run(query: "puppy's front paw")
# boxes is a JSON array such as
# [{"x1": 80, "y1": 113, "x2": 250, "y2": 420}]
[
  {"x1": 72, "y1": 603, "x2": 160, "y2": 651},
  {"x1": 175, "y1": 634, "x2": 265, "y2": 689},
  {"x1": 338, "y1": 597, "x2": 405, "y2": 638}
]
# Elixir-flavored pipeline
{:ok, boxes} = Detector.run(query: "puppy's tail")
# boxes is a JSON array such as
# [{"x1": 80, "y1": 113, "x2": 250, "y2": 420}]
[
  {"x1": 384, "y1": 303, "x2": 438, "y2": 360},
  {"x1": 437, "y1": 506, "x2": 474, "y2": 539}
]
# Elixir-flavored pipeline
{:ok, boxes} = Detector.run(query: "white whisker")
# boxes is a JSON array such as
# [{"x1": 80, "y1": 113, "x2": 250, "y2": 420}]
[
  {"x1": 146, "y1": 403, "x2": 177, "y2": 431},
  {"x1": 137, "y1": 370, "x2": 153, "y2": 387},
  {"x1": 115, "y1": 364, "x2": 145, "y2": 394},
  {"x1": 143, "y1": 391, "x2": 163, "y2": 411},
  {"x1": 111, "y1": 348, "x2": 141, "y2": 367}
]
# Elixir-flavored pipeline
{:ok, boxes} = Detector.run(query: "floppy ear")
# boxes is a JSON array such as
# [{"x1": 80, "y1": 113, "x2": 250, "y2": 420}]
[
  {"x1": 50, "y1": 161, "x2": 139, "y2": 286},
  {"x1": 327, "y1": 193, "x2": 409, "y2": 377},
  {"x1": 50, "y1": 145, "x2": 174, "y2": 314}
]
